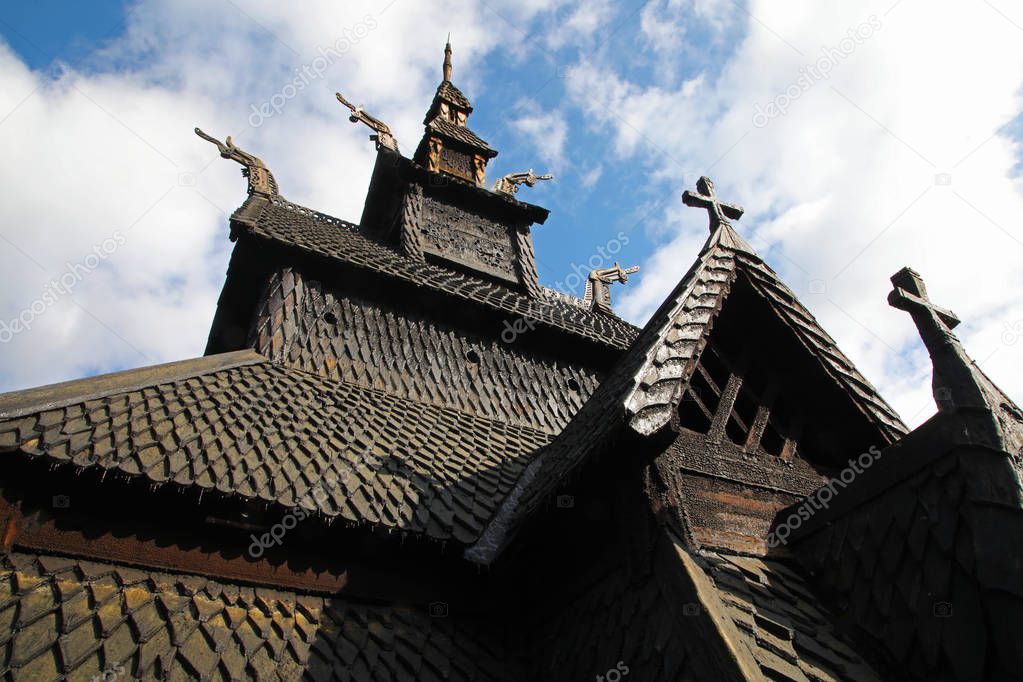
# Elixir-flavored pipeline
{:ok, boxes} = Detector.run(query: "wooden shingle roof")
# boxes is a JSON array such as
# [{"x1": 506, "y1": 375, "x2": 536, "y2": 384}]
[
  {"x1": 0, "y1": 551, "x2": 521, "y2": 680},
  {"x1": 434, "y1": 80, "x2": 473, "y2": 112},
  {"x1": 468, "y1": 221, "x2": 907, "y2": 563},
  {"x1": 0, "y1": 351, "x2": 550, "y2": 545},
  {"x1": 233, "y1": 195, "x2": 639, "y2": 351},
  {"x1": 425, "y1": 118, "x2": 496, "y2": 156},
  {"x1": 697, "y1": 551, "x2": 881, "y2": 681}
]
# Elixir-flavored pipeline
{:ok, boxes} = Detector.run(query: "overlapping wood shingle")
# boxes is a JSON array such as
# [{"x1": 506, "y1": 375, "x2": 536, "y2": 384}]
[
  {"x1": 468, "y1": 222, "x2": 907, "y2": 563},
  {"x1": 249, "y1": 267, "x2": 601, "y2": 436},
  {"x1": 0, "y1": 551, "x2": 520, "y2": 681},
  {"x1": 698, "y1": 551, "x2": 881, "y2": 681},
  {"x1": 788, "y1": 415, "x2": 1023, "y2": 681},
  {"x1": 0, "y1": 351, "x2": 550, "y2": 545},
  {"x1": 426, "y1": 118, "x2": 495, "y2": 154},
  {"x1": 232, "y1": 195, "x2": 639, "y2": 351}
]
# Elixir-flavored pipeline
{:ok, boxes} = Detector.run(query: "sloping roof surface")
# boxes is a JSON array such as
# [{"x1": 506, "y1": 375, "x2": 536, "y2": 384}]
[
  {"x1": 0, "y1": 351, "x2": 550, "y2": 545},
  {"x1": 468, "y1": 223, "x2": 907, "y2": 562},
  {"x1": 435, "y1": 80, "x2": 472, "y2": 110},
  {"x1": 699, "y1": 551, "x2": 881, "y2": 681},
  {"x1": 624, "y1": 224, "x2": 906, "y2": 440},
  {"x1": 236, "y1": 195, "x2": 639, "y2": 351},
  {"x1": 0, "y1": 551, "x2": 520, "y2": 681},
  {"x1": 787, "y1": 406, "x2": 1023, "y2": 681},
  {"x1": 427, "y1": 118, "x2": 496, "y2": 155}
]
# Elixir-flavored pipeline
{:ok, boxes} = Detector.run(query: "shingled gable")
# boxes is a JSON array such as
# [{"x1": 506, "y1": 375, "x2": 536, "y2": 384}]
[
  {"x1": 467, "y1": 178, "x2": 906, "y2": 564},
  {"x1": 8, "y1": 33, "x2": 1018, "y2": 679},
  {"x1": 217, "y1": 190, "x2": 637, "y2": 349},
  {"x1": 777, "y1": 267, "x2": 1023, "y2": 682}
]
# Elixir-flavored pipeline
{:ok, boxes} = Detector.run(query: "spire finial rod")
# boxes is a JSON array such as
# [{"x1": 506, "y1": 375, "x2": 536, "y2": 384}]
[{"x1": 443, "y1": 35, "x2": 453, "y2": 82}]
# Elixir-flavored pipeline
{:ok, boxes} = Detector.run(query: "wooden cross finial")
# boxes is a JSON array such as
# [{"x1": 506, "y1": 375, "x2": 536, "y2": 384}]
[
  {"x1": 888, "y1": 267, "x2": 978, "y2": 413},
  {"x1": 682, "y1": 176, "x2": 745, "y2": 231},
  {"x1": 888, "y1": 267, "x2": 961, "y2": 340}
]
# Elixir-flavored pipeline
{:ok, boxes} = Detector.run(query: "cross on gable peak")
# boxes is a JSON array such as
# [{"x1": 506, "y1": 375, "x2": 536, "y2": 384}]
[
  {"x1": 888, "y1": 266, "x2": 961, "y2": 331},
  {"x1": 682, "y1": 175, "x2": 745, "y2": 232},
  {"x1": 886, "y1": 266, "x2": 1001, "y2": 416}
]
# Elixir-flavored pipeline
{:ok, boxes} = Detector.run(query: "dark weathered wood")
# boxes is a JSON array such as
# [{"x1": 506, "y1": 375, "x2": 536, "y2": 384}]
[
  {"x1": 744, "y1": 382, "x2": 777, "y2": 452},
  {"x1": 3, "y1": 38, "x2": 1020, "y2": 682}
]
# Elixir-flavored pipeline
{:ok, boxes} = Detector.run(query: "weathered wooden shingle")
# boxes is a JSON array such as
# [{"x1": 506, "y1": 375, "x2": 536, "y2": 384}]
[
  {"x1": 0, "y1": 552, "x2": 521, "y2": 681},
  {"x1": 233, "y1": 195, "x2": 639, "y2": 351},
  {"x1": 789, "y1": 415, "x2": 1023, "y2": 682},
  {"x1": 468, "y1": 222, "x2": 908, "y2": 563},
  {"x1": 0, "y1": 353, "x2": 550, "y2": 545},
  {"x1": 248, "y1": 268, "x2": 601, "y2": 436},
  {"x1": 698, "y1": 551, "x2": 881, "y2": 681},
  {"x1": 624, "y1": 223, "x2": 906, "y2": 441}
]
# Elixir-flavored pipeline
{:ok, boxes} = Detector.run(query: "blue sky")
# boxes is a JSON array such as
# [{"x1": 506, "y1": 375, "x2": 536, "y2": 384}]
[
  {"x1": 0, "y1": 1, "x2": 126, "y2": 68},
  {"x1": 1, "y1": 0, "x2": 1022, "y2": 426},
  {"x1": 0, "y1": 0, "x2": 665, "y2": 297}
]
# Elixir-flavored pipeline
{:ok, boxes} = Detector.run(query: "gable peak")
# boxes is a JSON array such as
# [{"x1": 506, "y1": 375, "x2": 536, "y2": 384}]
[{"x1": 682, "y1": 176, "x2": 756, "y2": 257}]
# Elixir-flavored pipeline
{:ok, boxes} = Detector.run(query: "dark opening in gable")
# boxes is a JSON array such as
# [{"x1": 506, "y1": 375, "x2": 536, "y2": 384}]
[{"x1": 675, "y1": 271, "x2": 883, "y2": 469}]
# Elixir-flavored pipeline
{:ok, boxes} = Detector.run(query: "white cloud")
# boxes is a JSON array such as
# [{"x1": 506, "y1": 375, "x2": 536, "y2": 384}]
[
  {"x1": 547, "y1": 0, "x2": 615, "y2": 50},
  {"x1": 568, "y1": 0, "x2": 1023, "y2": 425},
  {"x1": 508, "y1": 98, "x2": 569, "y2": 172},
  {"x1": 580, "y1": 163, "x2": 603, "y2": 188},
  {"x1": 2, "y1": 0, "x2": 1022, "y2": 435},
  {"x1": 0, "y1": 0, "x2": 564, "y2": 392}
]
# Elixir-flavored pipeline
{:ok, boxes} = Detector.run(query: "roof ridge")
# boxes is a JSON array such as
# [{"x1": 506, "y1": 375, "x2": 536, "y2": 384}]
[
  {"x1": 238, "y1": 196, "x2": 640, "y2": 350},
  {"x1": 624, "y1": 237, "x2": 740, "y2": 434},
  {"x1": 703, "y1": 221, "x2": 758, "y2": 258},
  {"x1": 265, "y1": 195, "x2": 360, "y2": 230},
  {"x1": 466, "y1": 220, "x2": 910, "y2": 562},
  {"x1": 0, "y1": 350, "x2": 266, "y2": 419}
]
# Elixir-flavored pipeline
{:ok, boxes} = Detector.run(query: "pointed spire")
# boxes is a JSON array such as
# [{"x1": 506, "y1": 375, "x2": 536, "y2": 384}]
[
  {"x1": 443, "y1": 35, "x2": 453, "y2": 82},
  {"x1": 414, "y1": 36, "x2": 497, "y2": 183}
]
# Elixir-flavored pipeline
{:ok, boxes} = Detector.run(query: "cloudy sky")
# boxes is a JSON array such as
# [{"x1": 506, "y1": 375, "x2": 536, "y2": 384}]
[{"x1": 1, "y1": 0, "x2": 1021, "y2": 427}]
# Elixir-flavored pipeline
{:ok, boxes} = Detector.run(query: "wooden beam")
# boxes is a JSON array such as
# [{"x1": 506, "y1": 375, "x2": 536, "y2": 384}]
[
  {"x1": 744, "y1": 382, "x2": 779, "y2": 453},
  {"x1": 780, "y1": 412, "x2": 804, "y2": 463},
  {"x1": 709, "y1": 372, "x2": 743, "y2": 445}
]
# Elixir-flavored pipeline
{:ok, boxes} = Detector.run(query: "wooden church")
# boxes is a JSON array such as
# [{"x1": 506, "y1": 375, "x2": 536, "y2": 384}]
[{"x1": 0, "y1": 41, "x2": 1020, "y2": 681}]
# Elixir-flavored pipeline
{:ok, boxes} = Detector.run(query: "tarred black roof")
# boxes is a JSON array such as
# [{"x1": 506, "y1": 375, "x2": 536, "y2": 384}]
[
  {"x1": 234, "y1": 195, "x2": 638, "y2": 351},
  {"x1": 426, "y1": 118, "x2": 496, "y2": 156},
  {"x1": 0, "y1": 350, "x2": 550, "y2": 545}
]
